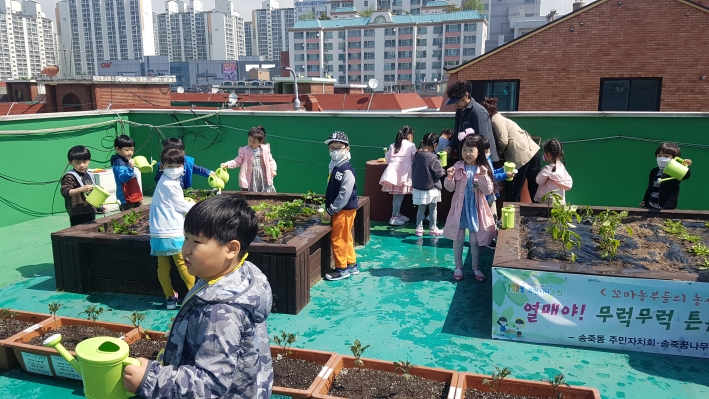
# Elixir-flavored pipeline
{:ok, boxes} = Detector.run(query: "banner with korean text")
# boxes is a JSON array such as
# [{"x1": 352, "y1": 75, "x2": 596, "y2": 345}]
[{"x1": 491, "y1": 267, "x2": 709, "y2": 358}]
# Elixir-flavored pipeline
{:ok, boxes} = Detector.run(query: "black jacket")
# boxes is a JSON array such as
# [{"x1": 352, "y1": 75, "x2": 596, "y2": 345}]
[
  {"x1": 449, "y1": 99, "x2": 499, "y2": 162},
  {"x1": 642, "y1": 167, "x2": 691, "y2": 210},
  {"x1": 411, "y1": 151, "x2": 446, "y2": 190},
  {"x1": 326, "y1": 162, "x2": 358, "y2": 215}
]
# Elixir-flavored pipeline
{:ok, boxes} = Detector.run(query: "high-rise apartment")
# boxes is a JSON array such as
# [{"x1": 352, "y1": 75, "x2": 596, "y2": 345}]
[
  {"x1": 0, "y1": 1, "x2": 57, "y2": 80},
  {"x1": 56, "y1": 0, "x2": 155, "y2": 76},
  {"x1": 289, "y1": 10, "x2": 486, "y2": 91},
  {"x1": 154, "y1": 0, "x2": 245, "y2": 62},
  {"x1": 250, "y1": 0, "x2": 295, "y2": 62},
  {"x1": 244, "y1": 21, "x2": 253, "y2": 56},
  {"x1": 324, "y1": 0, "x2": 462, "y2": 16},
  {"x1": 485, "y1": 0, "x2": 541, "y2": 50}
]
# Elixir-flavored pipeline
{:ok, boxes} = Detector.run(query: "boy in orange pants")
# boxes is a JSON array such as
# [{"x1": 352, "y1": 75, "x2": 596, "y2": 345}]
[{"x1": 323, "y1": 131, "x2": 359, "y2": 281}]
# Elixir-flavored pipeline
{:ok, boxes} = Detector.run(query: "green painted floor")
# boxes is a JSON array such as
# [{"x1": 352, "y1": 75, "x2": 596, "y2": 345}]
[{"x1": 0, "y1": 216, "x2": 706, "y2": 399}]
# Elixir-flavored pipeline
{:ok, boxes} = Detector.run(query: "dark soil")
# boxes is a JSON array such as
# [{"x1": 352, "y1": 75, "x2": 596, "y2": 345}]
[
  {"x1": 273, "y1": 357, "x2": 322, "y2": 390},
  {"x1": 0, "y1": 318, "x2": 34, "y2": 340},
  {"x1": 521, "y1": 216, "x2": 709, "y2": 273},
  {"x1": 129, "y1": 337, "x2": 167, "y2": 360},
  {"x1": 464, "y1": 388, "x2": 539, "y2": 398},
  {"x1": 100, "y1": 198, "x2": 322, "y2": 244},
  {"x1": 28, "y1": 325, "x2": 123, "y2": 351},
  {"x1": 328, "y1": 367, "x2": 450, "y2": 399}
]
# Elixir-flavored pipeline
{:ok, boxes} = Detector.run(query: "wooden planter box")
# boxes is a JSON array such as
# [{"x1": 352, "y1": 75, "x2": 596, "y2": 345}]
[
  {"x1": 495, "y1": 203, "x2": 709, "y2": 281},
  {"x1": 313, "y1": 355, "x2": 458, "y2": 399},
  {"x1": 454, "y1": 372, "x2": 600, "y2": 399},
  {"x1": 271, "y1": 347, "x2": 338, "y2": 399},
  {"x1": 0, "y1": 311, "x2": 51, "y2": 369},
  {"x1": 5, "y1": 317, "x2": 136, "y2": 379},
  {"x1": 51, "y1": 192, "x2": 370, "y2": 315}
]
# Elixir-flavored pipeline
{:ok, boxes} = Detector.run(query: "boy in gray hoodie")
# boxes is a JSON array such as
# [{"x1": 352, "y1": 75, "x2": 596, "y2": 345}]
[{"x1": 124, "y1": 195, "x2": 273, "y2": 398}]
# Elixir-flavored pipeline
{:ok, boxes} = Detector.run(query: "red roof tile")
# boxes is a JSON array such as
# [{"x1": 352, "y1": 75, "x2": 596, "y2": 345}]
[
  {"x1": 313, "y1": 93, "x2": 428, "y2": 111},
  {"x1": 422, "y1": 96, "x2": 443, "y2": 110}
]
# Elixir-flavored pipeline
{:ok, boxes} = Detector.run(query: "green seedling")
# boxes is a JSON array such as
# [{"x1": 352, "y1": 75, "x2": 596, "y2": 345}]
[
  {"x1": 578, "y1": 206, "x2": 594, "y2": 223},
  {"x1": 48, "y1": 302, "x2": 62, "y2": 320},
  {"x1": 251, "y1": 202, "x2": 272, "y2": 212},
  {"x1": 264, "y1": 225, "x2": 282, "y2": 240},
  {"x1": 350, "y1": 339, "x2": 370, "y2": 391},
  {"x1": 0, "y1": 308, "x2": 18, "y2": 320},
  {"x1": 690, "y1": 243, "x2": 709, "y2": 256},
  {"x1": 393, "y1": 357, "x2": 414, "y2": 381},
  {"x1": 542, "y1": 191, "x2": 582, "y2": 262},
  {"x1": 593, "y1": 208, "x2": 632, "y2": 263},
  {"x1": 271, "y1": 330, "x2": 297, "y2": 360},
  {"x1": 698, "y1": 257, "x2": 709, "y2": 270},
  {"x1": 544, "y1": 373, "x2": 570, "y2": 399},
  {"x1": 303, "y1": 190, "x2": 325, "y2": 206},
  {"x1": 482, "y1": 366, "x2": 512, "y2": 395},
  {"x1": 663, "y1": 219, "x2": 686, "y2": 236},
  {"x1": 79, "y1": 305, "x2": 105, "y2": 331},
  {"x1": 123, "y1": 310, "x2": 149, "y2": 339}
]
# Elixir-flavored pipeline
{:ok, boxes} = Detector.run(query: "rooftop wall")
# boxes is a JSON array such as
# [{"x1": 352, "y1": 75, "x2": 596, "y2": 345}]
[{"x1": 1, "y1": 109, "x2": 708, "y2": 228}]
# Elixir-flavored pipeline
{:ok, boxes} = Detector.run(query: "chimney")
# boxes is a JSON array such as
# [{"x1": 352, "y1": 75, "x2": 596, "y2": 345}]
[{"x1": 573, "y1": 1, "x2": 585, "y2": 12}]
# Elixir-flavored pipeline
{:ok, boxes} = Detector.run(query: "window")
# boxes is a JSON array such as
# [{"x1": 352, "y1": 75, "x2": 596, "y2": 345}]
[
  {"x1": 348, "y1": 29, "x2": 361, "y2": 37},
  {"x1": 599, "y1": 78, "x2": 662, "y2": 111},
  {"x1": 307, "y1": 65, "x2": 319, "y2": 72},
  {"x1": 294, "y1": 54, "x2": 305, "y2": 61},
  {"x1": 324, "y1": 42, "x2": 334, "y2": 50},
  {"x1": 468, "y1": 80, "x2": 520, "y2": 111},
  {"x1": 364, "y1": 29, "x2": 375, "y2": 36},
  {"x1": 444, "y1": 61, "x2": 458, "y2": 67},
  {"x1": 364, "y1": 64, "x2": 375, "y2": 71},
  {"x1": 384, "y1": 63, "x2": 396, "y2": 70},
  {"x1": 398, "y1": 39, "x2": 413, "y2": 46},
  {"x1": 339, "y1": 76, "x2": 346, "y2": 83},
  {"x1": 348, "y1": 52, "x2": 362, "y2": 60},
  {"x1": 399, "y1": 27, "x2": 413, "y2": 35},
  {"x1": 348, "y1": 41, "x2": 361, "y2": 48},
  {"x1": 307, "y1": 54, "x2": 319, "y2": 60},
  {"x1": 294, "y1": 43, "x2": 304, "y2": 50},
  {"x1": 416, "y1": 62, "x2": 427, "y2": 70},
  {"x1": 338, "y1": 54, "x2": 345, "y2": 61},
  {"x1": 385, "y1": 28, "x2": 396, "y2": 36},
  {"x1": 374, "y1": 16, "x2": 387, "y2": 24},
  {"x1": 431, "y1": 73, "x2": 442, "y2": 81},
  {"x1": 444, "y1": 48, "x2": 460, "y2": 56},
  {"x1": 324, "y1": 31, "x2": 333, "y2": 39},
  {"x1": 307, "y1": 43, "x2": 319, "y2": 50},
  {"x1": 416, "y1": 73, "x2": 426, "y2": 81},
  {"x1": 416, "y1": 38, "x2": 427, "y2": 46},
  {"x1": 338, "y1": 65, "x2": 346, "y2": 72},
  {"x1": 326, "y1": 65, "x2": 334, "y2": 72},
  {"x1": 432, "y1": 61, "x2": 441, "y2": 69},
  {"x1": 325, "y1": 54, "x2": 333, "y2": 61},
  {"x1": 433, "y1": 38, "x2": 442, "y2": 46},
  {"x1": 294, "y1": 32, "x2": 304, "y2": 39},
  {"x1": 445, "y1": 24, "x2": 460, "y2": 32},
  {"x1": 348, "y1": 64, "x2": 361, "y2": 71},
  {"x1": 416, "y1": 50, "x2": 427, "y2": 58},
  {"x1": 338, "y1": 31, "x2": 345, "y2": 38},
  {"x1": 384, "y1": 74, "x2": 395, "y2": 82},
  {"x1": 463, "y1": 48, "x2": 476, "y2": 56},
  {"x1": 433, "y1": 26, "x2": 443, "y2": 34},
  {"x1": 306, "y1": 31, "x2": 319, "y2": 38},
  {"x1": 398, "y1": 62, "x2": 412, "y2": 69},
  {"x1": 364, "y1": 52, "x2": 375, "y2": 59},
  {"x1": 463, "y1": 23, "x2": 476, "y2": 32},
  {"x1": 398, "y1": 51, "x2": 412, "y2": 58},
  {"x1": 385, "y1": 40, "x2": 396, "y2": 47},
  {"x1": 445, "y1": 36, "x2": 460, "y2": 44},
  {"x1": 364, "y1": 41, "x2": 375, "y2": 48},
  {"x1": 432, "y1": 50, "x2": 442, "y2": 58},
  {"x1": 411, "y1": 0, "x2": 421, "y2": 4},
  {"x1": 364, "y1": 75, "x2": 374, "y2": 82},
  {"x1": 463, "y1": 35, "x2": 476, "y2": 44},
  {"x1": 398, "y1": 74, "x2": 412, "y2": 81}
]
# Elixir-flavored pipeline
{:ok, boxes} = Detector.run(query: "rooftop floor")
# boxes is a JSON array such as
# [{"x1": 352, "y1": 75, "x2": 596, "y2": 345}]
[{"x1": 0, "y1": 215, "x2": 707, "y2": 399}]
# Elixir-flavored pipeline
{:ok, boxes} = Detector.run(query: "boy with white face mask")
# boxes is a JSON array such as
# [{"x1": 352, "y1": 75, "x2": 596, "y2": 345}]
[
  {"x1": 323, "y1": 131, "x2": 360, "y2": 281},
  {"x1": 150, "y1": 148, "x2": 196, "y2": 309},
  {"x1": 640, "y1": 143, "x2": 692, "y2": 210}
]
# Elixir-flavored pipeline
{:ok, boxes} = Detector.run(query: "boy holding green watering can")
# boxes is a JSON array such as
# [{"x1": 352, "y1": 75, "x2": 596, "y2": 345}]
[
  {"x1": 62, "y1": 146, "x2": 103, "y2": 226},
  {"x1": 154, "y1": 138, "x2": 214, "y2": 188},
  {"x1": 640, "y1": 142, "x2": 692, "y2": 210}
]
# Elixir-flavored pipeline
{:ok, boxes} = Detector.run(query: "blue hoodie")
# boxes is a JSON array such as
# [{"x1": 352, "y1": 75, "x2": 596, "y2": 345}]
[
  {"x1": 111, "y1": 154, "x2": 143, "y2": 204},
  {"x1": 154, "y1": 155, "x2": 212, "y2": 189},
  {"x1": 137, "y1": 261, "x2": 273, "y2": 399}
]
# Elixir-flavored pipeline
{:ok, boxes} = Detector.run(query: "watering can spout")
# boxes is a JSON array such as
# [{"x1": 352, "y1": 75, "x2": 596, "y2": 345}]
[{"x1": 44, "y1": 334, "x2": 82, "y2": 374}]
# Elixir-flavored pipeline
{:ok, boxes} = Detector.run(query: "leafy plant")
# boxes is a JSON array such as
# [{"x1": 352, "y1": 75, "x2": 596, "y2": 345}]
[
  {"x1": 393, "y1": 357, "x2": 414, "y2": 381},
  {"x1": 48, "y1": 302, "x2": 62, "y2": 320},
  {"x1": 263, "y1": 225, "x2": 282, "y2": 240},
  {"x1": 542, "y1": 191, "x2": 581, "y2": 262},
  {"x1": 251, "y1": 202, "x2": 272, "y2": 212},
  {"x1": 123, "y1": 310, "x2": 149, "y2": 339},
  {"x1": 79, "y1": 305, "x2": 104, "y2": 331},
  {"x1": 593, "y1": 208, "x2": 632, "y2": 263},
  {"x1": 663, "y1": 220, "x2": 686, "y2": 236},
  {"x1": 350, "y1": 339, "x2": 370, "y2": 391},
  {"x1": 578, "y1": 206, "x2": 594, "y2": 223},
  {"x1": 272, "y1": 330, "x2": 297, "y2": 360},
  {"x1": 544, "y1": 373, "x2": 570, "y2": 399},
  {"x1": 482, "y1": 366, "x2": 512, "y2": 394},
  {"x1": 690, "y1": 243, "x2": 709, "y2": 256},
  {"x1": 698, "y1": 257, "x2": 709, "y2": 270},
  {"x1": 183, "y1": 189, "x2": 214, "y2": 202},
  {"x1": 0, "y1": 308, "x2": 18, "y2": 320},
  {"x1": 302, "y1": 190, "x2": 325, "y2": 207},
  {"x1": 108, "y1": 211, "x2": 142, "y2": 235}
]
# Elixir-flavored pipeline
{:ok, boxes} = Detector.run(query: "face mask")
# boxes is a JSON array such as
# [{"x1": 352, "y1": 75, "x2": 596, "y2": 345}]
[
  {"x1": 656, "y1": 157, "x2": 671, "y2": 169},
  {"x1": 163, "y1": 167, "x2": 183, "y2": 179},
  {"x1": 330, "y1": 149, "x2": 347, "y2": 162},
  {"x1": 485, "y1": 151, "x2": 491, "y2": 159}
]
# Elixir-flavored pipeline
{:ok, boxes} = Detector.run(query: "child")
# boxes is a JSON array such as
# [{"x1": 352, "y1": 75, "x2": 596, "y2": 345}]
[
  {"x1": 534, "y1": 139, "x2": 573, "y2": 205},
  {"x1": 640, "y1": 142, "x2": 692, "y2": 209},
  {"x1": 111, "y1": 135, "x2": 143, "y2": 211},
  {"x1": 124, "y1": 195, "x2": 274, "y2": 398},
  {"x1": 436, "y1": 128, "x2": 453, "y2": 153},
  {"x1": 379, "y1": 125, "x2": 416, "y2": 226},
  {"x1": 411, "y1": 132, "x2": 446, "y2": 237},
  {"x1": 443, "y1": 134, "x2": 496, "y2": 281},
  {"x1": 154, "y1": 137, "x2": 213, "y2": 188},
  {"x1": 323, "y1": 131, "x2": 360, "y2": 281},
  {"x1": 220, "y1": 126, "x2": 277, "y2": 192},
  {"x1": 61, "y1": 146, "x2": 102, "y2": 226},
  {"x1": 150, "y1": 148, "x2": 196, "y2": 309}
]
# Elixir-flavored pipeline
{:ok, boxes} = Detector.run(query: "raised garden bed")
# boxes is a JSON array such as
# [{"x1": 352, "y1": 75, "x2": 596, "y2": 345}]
[
  {"x1": 51, "y1": 192, "x2": 370, "y2": 315},
  {"x1": 313, "y1": 355, "x2": 457, "y2": 399},
  {"x1": 0, "y1": 310, "x2": 51, "y2": 369},
  {"x1": 124, "y1": 329, "x2": 168, "y2": 360},
  {"x1": 455, "y1": 372, "x2": 600, "y2": 399},
  {"x1": 5, "y1": 316, "x2": 136, "y2": 379},
  {"x1": 271, "y1": 347, "x2": 338, "y2": 398}
]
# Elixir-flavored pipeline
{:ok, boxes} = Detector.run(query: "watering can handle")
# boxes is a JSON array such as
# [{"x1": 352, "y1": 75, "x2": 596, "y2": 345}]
[{"x1": 123, "y1": 357, "x2": 142, "y2": 367}]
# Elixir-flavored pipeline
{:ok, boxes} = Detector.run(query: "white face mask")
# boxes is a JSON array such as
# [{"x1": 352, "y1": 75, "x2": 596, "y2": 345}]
[
  {"x1": 163, "y1": 167, "x2": 183, "y2": 179},
  {"x1": 656, "y1": 157, "x2": 671, "y2": 169},
  {"x1": 330, "y1": 149, "x2": 347, "y2": 162}
]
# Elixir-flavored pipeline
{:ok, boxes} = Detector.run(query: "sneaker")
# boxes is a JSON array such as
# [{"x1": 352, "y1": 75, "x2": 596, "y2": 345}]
[
  {"x1": 397, "y1": 214, "x2": 410, "y2": 223},
  {"x1": 430, "y1": 227, "x2": 443, "y2": 236},
  {"x1": 415, "y1": 228, "x2": 424, "y2": 237},
  {"x1": 325, "y1": 268, "x2": 351, "y2": 281},
  {"x1": 347, "y1": 263, "x2": 360, "y2": 275},
  {"x1": 453, "y1": 268, "x2": 463, "y2": 281},
  {"x1": 166, "y1": 294, "x2": 178, "y2": 310},
  {"x1": 389, "y1": 216, "x2": 406, "y2": 226}
]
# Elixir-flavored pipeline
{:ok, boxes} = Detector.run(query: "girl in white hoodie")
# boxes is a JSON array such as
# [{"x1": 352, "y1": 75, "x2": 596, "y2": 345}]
[
  {"x1": 534, "y1": 139, "x2": 573, "y2": 205},
  {"x1": 150, "y1": 148, "x2": 195, "y2": 309}
]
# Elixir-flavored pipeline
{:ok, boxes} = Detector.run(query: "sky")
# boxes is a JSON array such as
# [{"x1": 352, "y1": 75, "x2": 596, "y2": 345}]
[{"x1": 34, "y1": 0, "x2": 597, "y2": 23}]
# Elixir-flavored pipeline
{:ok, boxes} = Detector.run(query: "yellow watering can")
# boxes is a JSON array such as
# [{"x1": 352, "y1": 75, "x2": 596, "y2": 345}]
[
  {"x1": 133, "y1": 156, "x2": 157, "y2": 173},
  {"x1": 501, "y1": 205, "x2": 515, "y2": 229},
  {"x1": 85, "y1": 185, "x2": 113, "y2": 208},
  {"x1": 215, "y1": 167, "x2": 230, "y2": 184},
  {"x1": 503, "y1": 162, "x2": 518, "y2": 182},
  {"x1": 658, "y1": 158, "x2": 689, "y2": 184},
  {"x1": 437, "y1": 151, "x2": 448, "y2": 168},
  {"x1": 44, "y1": 334, "x2": 141, "y2": 399}
]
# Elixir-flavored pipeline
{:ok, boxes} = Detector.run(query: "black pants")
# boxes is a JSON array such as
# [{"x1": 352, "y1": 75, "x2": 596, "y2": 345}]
[
  {"x1": 70, "y1": 213, "x2": 96, "y2": 226},
  {"x1": 119, "y1": 201, "x2": 142, "y2": 212},
  {"x1": 505, "y1": 153, "x2": 541, "y2": 202}
]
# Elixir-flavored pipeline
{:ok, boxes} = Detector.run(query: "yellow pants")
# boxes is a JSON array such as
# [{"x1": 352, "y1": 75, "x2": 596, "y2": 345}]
[
  {"x1": 157, "y1": 254, "x2": 195, "y2": 298},
  {"x1": 331, "y1": 209, "x2": 357, "y2": 269}
]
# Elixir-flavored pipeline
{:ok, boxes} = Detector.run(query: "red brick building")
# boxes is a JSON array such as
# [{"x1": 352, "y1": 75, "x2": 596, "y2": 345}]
[{"x1": 443, "y1": 0, "x2": 709, "y2": 112}]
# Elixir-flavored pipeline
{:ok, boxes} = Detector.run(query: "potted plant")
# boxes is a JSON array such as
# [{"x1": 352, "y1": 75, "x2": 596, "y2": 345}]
[
  {"x1": 455, "y1": 368, "x2": 600, "y2": 399},
  {"x1": 0, "y1": 308, "x2": 51, "y2": 369},
  {"x1": 270, "y1": 330, "x2": 338, "y2": 398}
]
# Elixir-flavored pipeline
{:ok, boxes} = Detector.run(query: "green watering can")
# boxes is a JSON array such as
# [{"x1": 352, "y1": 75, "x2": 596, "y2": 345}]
[
  {"x1": 503, "y1": 162, "x2": 517, "y2": 182},
  {"x1": 208, "y1": 175, "x2": 225, "y2": 193},
  {"x1": 501, "y1": 205, "x2": 515, "y2": 229},
  {"x1": 133, "y1": 156, "x2": 157, "y2": 174},
  {"x1": 658, "y1": 157, "x2": 689, "y2": 184},
  {"x1": 85, "y1": 185, "x2": 113, "y2": 208},
  {"x1": 215, "y1": 167, "x2": 230, "y2": 184},
  {"x1": 437, "y1": 151, "x2": 448, "y2": 168},
  {"x1": 44, "y1": 334, "x2": 141, "y2": 399}
]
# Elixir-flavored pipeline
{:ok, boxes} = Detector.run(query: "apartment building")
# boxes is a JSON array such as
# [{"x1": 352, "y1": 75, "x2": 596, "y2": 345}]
[
  {"x1": 324, "y1": 0, "x2": 462, "y2": 16},
  {"x1": 486, "y1": 0, "x2": 541, "y2": 50},
  {"x1": 154, "y1": 0, "x2": 245, "y2": 62},
  {"x1": 295, "y1": 0, "x2": 328, "y2": 18},
  {"x1": 0, "y1": 0, "x2": 57, "y2": 80},
  {"x1": 56, "y1": 0, "x2": 155, "y2": 76},
  {"x1": 250, "y1": 0, "x2": 295, "y2": 62},
  {"x1": 289, "y1": 10, "x2": 486, "y2": 91},
  {"x1": 244, "y1": 21, "x2": 253, "y2": 56}
]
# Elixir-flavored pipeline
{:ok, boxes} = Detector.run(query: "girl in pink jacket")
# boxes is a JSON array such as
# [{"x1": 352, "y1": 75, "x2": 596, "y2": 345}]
[
  {"x1": 534, "y1": 139, "x2": 573, "y2": 205},
  {"x1": 221, "y1": 126, "x2": 277, "y2": 192},
  {"x1": 380, "y1": 125, "x2": 416, "y2": 226},
  {"x1": 443, "y1": 134, "x2": 496, "y2": 282}
]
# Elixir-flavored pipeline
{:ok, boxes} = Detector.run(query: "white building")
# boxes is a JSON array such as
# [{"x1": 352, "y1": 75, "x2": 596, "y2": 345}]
[
  {"x1": 324, "y1": 0, "x2": 462, "y2": 16},
  {"x1": 244, "y1": 21, "x2": 253, "y2": 56},
  {"x1": 154, "y1": 0, "x2": 245, "y2": 62},
  {"x1": 289, "y1": 10, "x2": 486, "y2": 92},
  {"x1": 295, "y1": 0, "x2": 328, "y2": 18},
  {"x1": 55, "y1": 0, "x2": 154, "y2": 77},
  {"x1": 485, "y1": 0, "x2": 541, "y2": 51},
  {"x1": 250, "y1": 0, "x2": 295, "y2": 62},
  {"x1": 0, "y1": 1, "x2": 57, "y2": 80}
]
